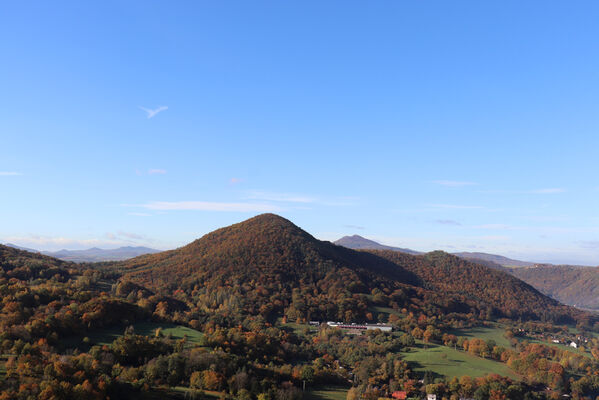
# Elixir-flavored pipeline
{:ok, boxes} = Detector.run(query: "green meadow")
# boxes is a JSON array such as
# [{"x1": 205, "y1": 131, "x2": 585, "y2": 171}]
[
  {"x1": 63, "y1": 322, "x2": 204, "y2": 350},
  {"x1": 449, "y1": 324, "x2": 511, "y2": 348},
  {"x1": 306, "y1": 385, "x2": 349, "y2": 400},
  {"x1": 401, "y1": 342, "x2": 518, "y2": 380}
]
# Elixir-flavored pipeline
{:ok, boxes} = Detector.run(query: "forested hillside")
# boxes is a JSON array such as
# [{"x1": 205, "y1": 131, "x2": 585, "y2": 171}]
[
  {"x1": 2, "y1": 215, "x2": 599, "y2": 400},
  {"x1": 367, "y1": 249, "x2": 581, "y2": 323},
  {"x1": 121, "y1": 214, "x2": 585, "y2": 325},
  {"x1": 512, "y1": 265, "x2": 599, "y2": 310}
]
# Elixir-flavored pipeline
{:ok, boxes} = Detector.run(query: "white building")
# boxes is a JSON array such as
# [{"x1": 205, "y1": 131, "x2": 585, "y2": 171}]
[{"x1": 325, "y1": 322, "x2": 393, "y2": 332}]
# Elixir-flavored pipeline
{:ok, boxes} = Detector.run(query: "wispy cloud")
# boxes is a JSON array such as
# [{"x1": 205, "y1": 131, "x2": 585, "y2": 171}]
[
  {"x1": 128, "y1": 212, "x2": 152, "y2": 217},
  {"x1": 529, "y1": 188, "x2": 565, "y2": 194},
  {"x1": 245, "y1": 190, "x2": 358, "y2": 206},
  {"x1": 429, "y1": 204, "x2": 484, "y2": 210},
  {"x1": 229, "y1": 178, "x2": 243, "y2": 185},
  {"x1": 433, "y1": 180, "x2": 476, "y2": 187},
  {"x1": 475, "y1": 223, "x2": 513, "y2": 230},
  {"x1": 479, "y1": 235, "x2": 511, "y2": 241},
  {"x1": 138, "y1": 201, "x2": 282, "y2": 212},
  {"x1": 344, "y1": 224, "x2": 365, "y2": 230},
  {"x1": 0, "y1": 171, "x2": 22, "y2": 176},
  {"x1": 245, "y1": 190, "x2": 316, "y2": 203},
  {"x1": 139, "y1": 105, "x2": 168, "y2": 119},
  {"x1": 579, "y1": 241, "x2": 599, "y2": 250},
  {"x1": 436, "y1": 219, "x2": 462, "y2": 226},
  {"x1": 116, "y1": 231, "x2": 146, "y2": 240},
  {"x1": 148, "y1": 169, "x2": 167, "y2": 175}
]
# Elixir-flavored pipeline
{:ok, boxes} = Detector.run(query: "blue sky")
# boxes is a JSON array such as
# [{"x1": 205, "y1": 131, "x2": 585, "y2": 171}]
[{"x1": 1, "y1": 1, "x2": 598, "y2": 264}]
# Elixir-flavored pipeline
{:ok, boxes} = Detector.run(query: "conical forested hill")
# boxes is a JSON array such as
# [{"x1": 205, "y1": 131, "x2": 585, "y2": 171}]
[
  {"x1": 120, "y1": 214, "x2": 423, "y2": 321},
  {"x1": 123, "y1": 213, "x2": 419, "y2": 288},
  {"x1": 119, "y1": 214, "x2": 589, "y2": 324}
]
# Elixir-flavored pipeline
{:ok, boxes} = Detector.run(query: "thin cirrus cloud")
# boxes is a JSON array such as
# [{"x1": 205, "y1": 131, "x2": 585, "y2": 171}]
[
  {"x1": 432, "y1": 180, "x2": 476, "y2": 187},
  {"x1": 105, "y1": 231, "x2": 150, "y2": 242},
  {"x1": 0, "y1": 171, "x2": 22, "y2": 176},
  {"x1": 429, "y1": 204, "x2": 484, "y2": 210},
  {"x1": 139, "y1": 106, "x2": 168, "y2": 119},
  {"x1": 475, "y1": 223, "x2": 513, "y2": 230},
  {"x1": 436, "y1": 219, "x2": 462, "y2": 226},
  {"x1": 579, "y1": 241, "x2": 599, "y2": 250},
  {"x1": 148, "y1": 169, "x2": 167, "y2": 175},
  {"x1": 344, "y1": 224, "x2": 366, "y2": 230},
  {"x1": 245, "y1": 190, "x2": 358, "y2": 206},
  {"x1": 245, "y1": 190, "x2": 317, "y2": 204},
  {"x1": 138, "y1": 201, "x2": 282, "y2": 213},
  {"x1": 529, "y1": 188, "x2": 565, "y2": 194}
]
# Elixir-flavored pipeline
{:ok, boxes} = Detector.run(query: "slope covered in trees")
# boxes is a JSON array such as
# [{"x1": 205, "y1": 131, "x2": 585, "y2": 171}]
[
  {"x1": 120, "y1": 214, "x2": 421, "y2": 323},
  {"x1": 367, "y1": 249, "x2": 582, "y2": 323},
  {"x1": 511, "y1": 265, "x2": 599, "y2": 310},
  {"x1": 0, "y1": 244, "x2": 72, "y2": 280},
  {"x1": 3, "y1": 217, "x2": 599, "y2": 399},
  {"x1": 120, "y1": 214, "x2": 586, "y2": 325}
]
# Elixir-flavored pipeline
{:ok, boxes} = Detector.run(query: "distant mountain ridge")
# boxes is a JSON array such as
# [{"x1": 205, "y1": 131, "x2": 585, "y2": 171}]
[
  {"x1": 334, "y1": 235, "x2": 421, "y2": 255},
  {"x1": 334, "y1": 235, "x2": 535, "y2": 268},
  {"x1": 511, "y1": 265, "x2": 599, "y2": 310},
  {"x1": 3, "y1": 243, "x2": 160, "y2": 262},
  {"x1": 453, "y1": 252, "x2": 534, "y2": 268},
  {"x1": 334, "y1": 235, "x2": 599, "y2": 310}
]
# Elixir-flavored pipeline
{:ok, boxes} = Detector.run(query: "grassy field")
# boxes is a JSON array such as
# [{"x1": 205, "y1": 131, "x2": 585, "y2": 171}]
[
  {"x1": 401, "y1": 342, "x2": 518, "y2": 380},
  {"x1": 173, "y1": 386, "x2": 349, "y2": 400},
  {"x1": 449, "y1": 324, "x2": 511, "y2": 348},
  {"x1": 280, "y1": 321, "x2": 313, "y2": 336},
  {"x1": 370, "y1": 305, "x2": 403, "y2": 316},
  {"x1": 306, "y1": 385, "x2": 349, "y2": 400},
  {"x1": 62, "y1": 322, "x2": 204, "y2": 350},
  {"x1": 169, "y1": 387, "x2": 225, "y2": 399}
]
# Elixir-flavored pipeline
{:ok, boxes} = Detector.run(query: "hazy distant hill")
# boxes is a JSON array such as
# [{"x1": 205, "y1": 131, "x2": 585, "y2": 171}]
[
  {"x1": 4, "y1": 243, "x2": 40, "y2": 253},
  {"x1": 334, "y1": 235, "x2": 421, "y2": 255},
  {"x1": 511, "y1": 265, "x2": 599, "y2": 310},
  {"x1": 3, "y1": 243, "x2": 160, "y2": 262},
  {"x1": 45, "y1": 246, "x2": 160, "y2": 262},
  {"x1": 453, "y1": 252, "x2": 534, "y2": 268},
  {"x1": 334, "y1": 236, "x2": 531, "y2": 268},
  {"x1": 329, "y1": 235, "x2": 599, "y2": 311}
]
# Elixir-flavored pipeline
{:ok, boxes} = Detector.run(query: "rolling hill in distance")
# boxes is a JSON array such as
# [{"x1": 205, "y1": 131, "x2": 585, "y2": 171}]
[
  {"x1": 333, "y1": 235, "x2": 421, "y2": 255},
  {"x1": 511, "y1": 265, "x2": 599, "y2": 310},
  {"x1": 3, "y1": 243, "x2": 160, "y2": 262},
  {"x1": 336, "y1": 234, "x2": 599, "y2": 311},
  {"x1": 334, "y1": 235, "x2": 533, "y2": 267}
]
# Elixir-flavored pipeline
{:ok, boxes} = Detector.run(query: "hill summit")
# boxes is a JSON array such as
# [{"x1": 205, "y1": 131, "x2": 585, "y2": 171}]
[
  {"x1": 120, "y1": 214, "x2": 584, "y2": 324},
  {"x1": 124, "y1": 213, "x2": 419, "y2": 287}
]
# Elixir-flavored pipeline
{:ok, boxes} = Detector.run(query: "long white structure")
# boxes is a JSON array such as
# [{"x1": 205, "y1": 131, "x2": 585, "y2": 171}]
[{"x1": 326, "y1": 322, "x2": 393, "y2": 332}]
